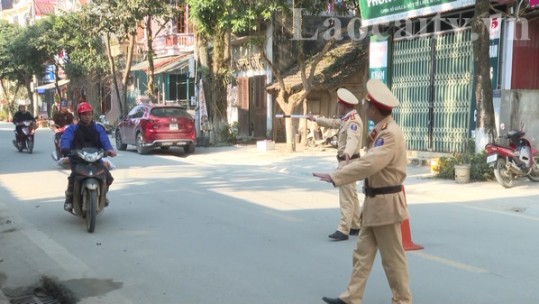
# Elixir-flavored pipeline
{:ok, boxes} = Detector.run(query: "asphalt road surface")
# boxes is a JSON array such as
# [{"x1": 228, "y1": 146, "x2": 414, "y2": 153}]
[{"x1": 1, "y1": 122, "x2": 539, "y2": 304}]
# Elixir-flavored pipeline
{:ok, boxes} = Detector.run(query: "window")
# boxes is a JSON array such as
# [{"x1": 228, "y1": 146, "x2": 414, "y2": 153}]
[{"x1": 151, "y1": 107, "x2": 190, "y2": 118}]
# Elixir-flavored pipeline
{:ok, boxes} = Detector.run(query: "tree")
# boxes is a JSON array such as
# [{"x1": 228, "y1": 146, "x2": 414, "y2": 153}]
[
  {"x1": 84, "y1": 0, "x2": 140, "y2": 117},
  {"x1": 472, "y1": 0, "x2": 496, "y2": 152},
  {"x1": 0, "y1": 20, "x2": 49, "y2": 116},
  {"x1": 0, "y1": 21, "x2": 22, "y2": 119},
  {"x1": 37, "y1": 13, "x2": 109, "y2": 98},
  {"x1": 258, "y1": 9, "x2": 344, "y2": 151},
  {"x1": 186, "y1": 0, "x2": 238, "y2": 144},
  {"x1": 186, "y1": 0, "x2": 344, "y2": 148},
  {"x1": 85, "y1": 1, "x2": 180, "y2": 116},
  {"x1": 133, "y1": 1, "x2": 176, "y2": 103},
  {"x1": 257, "y1": 4, "x2": 356, "y2": 152}
]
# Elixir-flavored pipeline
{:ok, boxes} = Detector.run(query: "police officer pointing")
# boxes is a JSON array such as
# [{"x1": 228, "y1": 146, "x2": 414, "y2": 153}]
[
  {"x1": 313, "y1": 79, "x2": 412, "y2": 304},
  {"x1": 308, "y1": 88, "x2": 363, "y2": 241}
]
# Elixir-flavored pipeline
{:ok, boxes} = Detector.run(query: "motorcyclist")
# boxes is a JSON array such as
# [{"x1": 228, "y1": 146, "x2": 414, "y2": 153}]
[
  {"x1": 60, "y1": 102, "x2": 117, "y2": 212},
  {"x1": 12, "y1": 104, "x2": 35, "y2": 145},
  {"x1": 52, "y1": 100, "x2": 75, "y2": 128},
  {"x1": 52, "y1": 101, "x2": 75, "y2": 140}
]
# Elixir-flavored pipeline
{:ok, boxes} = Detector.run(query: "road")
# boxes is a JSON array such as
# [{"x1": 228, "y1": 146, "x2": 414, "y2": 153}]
[{"x1": 0, "y1": 121, "x2": 539, "y2": 304}]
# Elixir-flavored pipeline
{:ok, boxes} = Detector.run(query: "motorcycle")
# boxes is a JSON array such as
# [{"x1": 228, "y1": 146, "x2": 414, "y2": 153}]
[
  {"x1": 69, "y1": 148, "x2": 112, "y2": 233},
  {"x1": 98, "y1": 115, "x2": 114, "y2": 134},
  {"x1": 485, "y1": 123, "x2": 539, "y2": 188},
  {"x1": 13, "y1": 120, "x2": 36, "y2": 153}
]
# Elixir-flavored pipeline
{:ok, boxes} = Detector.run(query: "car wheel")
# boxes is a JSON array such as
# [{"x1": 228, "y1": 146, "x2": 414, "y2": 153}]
[
  {"x1": 136, "y1": 133, "x2": 149, "y2": 155},
  {"x1": 115, "y1": 130, "x2": 127, "y2": 151},
  {"x1": 183, "y1": 143, "x2": 195, "y2": 154}
]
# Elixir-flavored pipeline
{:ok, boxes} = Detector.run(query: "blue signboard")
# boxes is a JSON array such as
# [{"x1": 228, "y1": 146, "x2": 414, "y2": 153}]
[{"x1": 42, "y1": 65, "x2": 55, "y2": 82}]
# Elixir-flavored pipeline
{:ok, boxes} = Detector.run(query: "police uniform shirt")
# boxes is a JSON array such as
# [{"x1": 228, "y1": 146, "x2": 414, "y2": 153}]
[
  {"x1": 329, "y1": 116, "x2": 409, "y2": 227},
  {"x1": 316, "y1": 110, "x2": 362, "y2": 159}
]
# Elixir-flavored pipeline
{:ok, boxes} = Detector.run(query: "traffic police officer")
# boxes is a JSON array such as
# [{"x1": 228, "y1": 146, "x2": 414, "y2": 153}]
[
  {"x1": 314, "y1": 79, "x2": 412, "y2": 304},
  {"x1": 308, "y1": 88, "x2": 363, "y2": 241}
]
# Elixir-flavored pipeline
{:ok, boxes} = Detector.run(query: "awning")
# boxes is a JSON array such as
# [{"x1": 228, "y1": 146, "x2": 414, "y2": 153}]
[
  {"x1": 154, "y1": 55, "x2": 192, "y2": 74},
  {"x1": 36, "y1": 79, "x2": 70, "y2": 90},
  {"x1": 130, "y1": 56, "x2": 180, "y2": 72}
]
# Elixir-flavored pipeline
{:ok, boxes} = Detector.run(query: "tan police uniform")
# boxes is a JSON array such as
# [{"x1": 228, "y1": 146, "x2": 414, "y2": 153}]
[
  {"x1": 315, "y1": 88, "x2": 363, "y2": 237},
  {"x1": 329, "y1": 80, "x2": 412, "y2": 304}
]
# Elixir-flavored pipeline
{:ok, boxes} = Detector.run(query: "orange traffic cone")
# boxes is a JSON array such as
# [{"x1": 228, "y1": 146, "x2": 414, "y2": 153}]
[{"x1": 401, "y1": 186, "x2": 424, "y2": 251}]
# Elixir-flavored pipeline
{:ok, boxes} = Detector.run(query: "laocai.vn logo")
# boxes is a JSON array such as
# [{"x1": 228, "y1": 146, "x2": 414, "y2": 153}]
[{"x1": 291, "y1": 8, "x2": 531, "y2": 42}]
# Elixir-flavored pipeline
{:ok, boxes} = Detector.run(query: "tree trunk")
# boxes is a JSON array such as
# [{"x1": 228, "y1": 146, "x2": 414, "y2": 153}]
[
  {"x1": 146, "y1": 16, "x2": 156, "y2": 103},
  {"x1": 472, "y1": 0, "x2": 496, "y2": 152},
  {"x1": 207, "y1": 29, "x2": 230, "y2": 144},
  {"x1": 122, "y1": 33, "x2": 136, "y2": 112},
  {"x1": 104, "y1": 33, "x2": 124, "y2": 116}
]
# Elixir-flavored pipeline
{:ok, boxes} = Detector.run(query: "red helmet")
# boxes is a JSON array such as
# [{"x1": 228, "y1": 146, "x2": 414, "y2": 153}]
[{"x1": 77, "y1": 102, "x2": 93, "y2": 114}]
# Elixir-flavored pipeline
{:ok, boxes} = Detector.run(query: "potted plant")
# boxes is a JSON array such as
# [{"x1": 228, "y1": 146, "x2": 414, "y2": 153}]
[{"x1": 436, "y1": 138, "x2": 494, "y2": 183}]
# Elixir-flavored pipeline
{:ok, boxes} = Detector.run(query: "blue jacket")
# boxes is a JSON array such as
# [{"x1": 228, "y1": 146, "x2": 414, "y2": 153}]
[{"x1": 61, "y1": 122, "x2": 113, "y2": 152}]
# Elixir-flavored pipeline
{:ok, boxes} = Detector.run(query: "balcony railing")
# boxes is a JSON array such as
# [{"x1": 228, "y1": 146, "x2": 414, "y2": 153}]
[{"x1": 153, "y1": 33, "x2": 195, "y2": 57}]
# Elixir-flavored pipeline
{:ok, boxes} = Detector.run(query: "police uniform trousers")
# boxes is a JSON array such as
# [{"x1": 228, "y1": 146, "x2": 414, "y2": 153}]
[
  {"x1": 337, "y1": 160, "x2": 361, "y2": 234},
  {"x1": 339, "y1": 223, "x2": 412, "y2": 304}
]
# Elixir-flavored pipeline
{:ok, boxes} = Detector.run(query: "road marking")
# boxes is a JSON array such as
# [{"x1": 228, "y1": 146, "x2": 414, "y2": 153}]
[{"x1": 410, "y1": 251, "x2": 489, "y2": 273}]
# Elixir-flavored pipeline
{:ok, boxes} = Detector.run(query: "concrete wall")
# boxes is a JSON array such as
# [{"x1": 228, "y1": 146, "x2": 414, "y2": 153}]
[{"x1": 499, "y1": 90, "x2": 539, "y2": 148}]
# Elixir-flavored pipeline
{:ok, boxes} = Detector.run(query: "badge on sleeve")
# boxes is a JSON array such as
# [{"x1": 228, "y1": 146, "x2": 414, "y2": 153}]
[
  {"x1": 369, "y1": 129, "x2": 378, "y2": 140},
  {"x1": 375, "y1": 138, "x2": 384, "y2": 147},
  {"x1": 350, "y1": 123, "x2": 358, "y2": 131}
]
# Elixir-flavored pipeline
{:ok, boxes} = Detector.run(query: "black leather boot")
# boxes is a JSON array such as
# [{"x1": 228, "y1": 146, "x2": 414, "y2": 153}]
[
  {"x1": 64, "y1": 190, "x2": 73, "y2": 212},
  {"x1": 322, "y1": 296, "x2": 346, "y2": 304}
]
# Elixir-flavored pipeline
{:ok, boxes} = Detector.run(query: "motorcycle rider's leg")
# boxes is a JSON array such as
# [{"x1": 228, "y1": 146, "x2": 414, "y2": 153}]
[
  {"x1": 14, "y1": 127, "x2": 23, "y2": 146},
  {"x1": 64, "y1": 174, "x2": 74, "y2": 212},
  {"x1": 104, "y1": 168, "x2": 114, "y2": 207}
]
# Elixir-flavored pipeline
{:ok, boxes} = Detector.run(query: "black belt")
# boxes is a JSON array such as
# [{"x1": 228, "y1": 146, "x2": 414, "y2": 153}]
[
  {"x1": 363, "y1": 178, "x2": 402, "y2": 197},
  {"x1": 337, "y1": 154, "x2": 360, "y2": 161}
]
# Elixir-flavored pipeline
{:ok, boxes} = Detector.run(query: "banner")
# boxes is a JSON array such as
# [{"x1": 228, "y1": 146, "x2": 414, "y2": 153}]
[
  {"x1": 368, "y1": 35, "x2": 391, "y2": 132},
  {"x1": 359, "y1": 0, "x2": 475, "y2": 26},
  {"x1": 489, "y1": 15, "x2": 502, "y2": 90}
]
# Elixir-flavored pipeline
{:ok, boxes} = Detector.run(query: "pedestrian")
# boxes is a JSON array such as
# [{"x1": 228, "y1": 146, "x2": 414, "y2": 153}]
[
  {"x1": 51, "y1": 93, "x2": 61, "y2": 117},
  {"x1": 313, "y1": 79, "x2": 412, "y2": 304},
  {"x1": 307, "y1": 88, "x2": 363, "y2": 241}
]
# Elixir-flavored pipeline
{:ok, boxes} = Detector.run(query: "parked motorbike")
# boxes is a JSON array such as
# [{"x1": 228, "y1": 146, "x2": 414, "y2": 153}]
[
  {"x1": 485, "y1": 123, "x2": 539, "y2": 188},
  {"x1": 13, "y1": 120, "x2": 36, "y2": 153},
  {"x1": 306, "y1": 122, "x2": 338, "y2": 148},
  {"x1": 68, "y1": 148, "x2": 112, "y2": 233},
  {"x1": 98, "y1": 115, "x2": 114, "y2": 134}
]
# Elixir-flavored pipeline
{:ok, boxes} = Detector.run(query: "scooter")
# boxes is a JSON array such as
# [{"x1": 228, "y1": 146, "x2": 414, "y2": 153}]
[
  {"x1": 69, "y1": 148, "x2": 111, "y2": 233},
  {"x1": 98, "y1": 115, "x2": 114, "y2": 134},
  {"x1": 13, "y1": 120, "x2": 36, "y2": 153},
  {"x1": 485, "y1": 122, "x2": 539, "y2": 188}
]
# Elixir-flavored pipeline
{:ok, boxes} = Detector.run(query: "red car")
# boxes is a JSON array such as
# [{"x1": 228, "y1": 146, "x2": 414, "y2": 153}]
[{"x1": 115, "y1": 104, "x2": 196, "y2": 155}]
